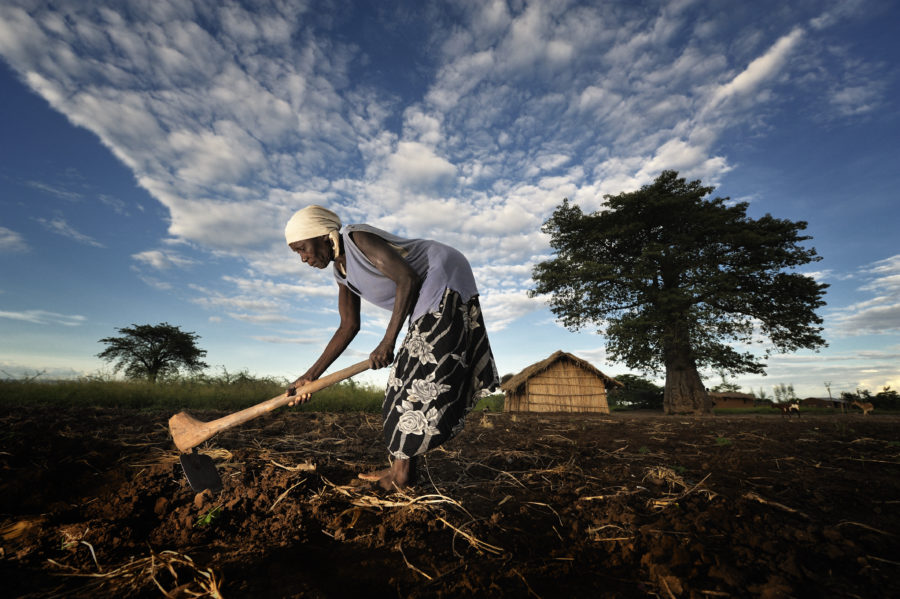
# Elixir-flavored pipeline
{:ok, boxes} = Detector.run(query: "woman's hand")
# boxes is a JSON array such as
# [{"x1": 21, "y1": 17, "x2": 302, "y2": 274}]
[
  {"x1": 287, "y1": 376, "x2": 315, "y2": 407},
  {"x1": 369, "y1": 340, "x2": 395, "y2": 370}
]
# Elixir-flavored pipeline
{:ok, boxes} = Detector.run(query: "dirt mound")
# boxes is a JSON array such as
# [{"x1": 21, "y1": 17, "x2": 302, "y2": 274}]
[{"x1": 2, "y1": 406, "x2": 898, "y2": 598}]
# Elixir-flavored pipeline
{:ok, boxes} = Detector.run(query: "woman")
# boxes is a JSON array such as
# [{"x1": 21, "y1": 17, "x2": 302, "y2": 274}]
[{"x1": 284, "y1": 205, "x2": 500, "y2": 490}]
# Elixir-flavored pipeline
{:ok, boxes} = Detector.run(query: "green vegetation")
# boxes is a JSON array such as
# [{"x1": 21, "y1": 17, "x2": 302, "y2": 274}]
[
  {"x1": 0, "y1": 371, "x2": 506, "y2": 414},
  {"x1": 608, "y1": 374, "x2": 664, "y2": 410},
  {"x1": 195, "y1": 505, "x2": 223, "y2": 528},
  {"x1": 474, "y1": 393, "x2": 506, "y2": 412},
  {"x1": 0, "y1": 371, "x2": 377, "y2": 412}
]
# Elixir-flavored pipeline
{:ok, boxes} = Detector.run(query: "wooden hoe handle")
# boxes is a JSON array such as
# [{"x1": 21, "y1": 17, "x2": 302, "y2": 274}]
[{"x1": 168, "y1": 360, "x2": 370, "y2": 452}]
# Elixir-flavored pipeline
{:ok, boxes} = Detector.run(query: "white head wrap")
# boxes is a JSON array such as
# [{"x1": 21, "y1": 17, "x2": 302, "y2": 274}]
[{"x1": 284, "y1": 205, "x2": 342, "y2": 260}]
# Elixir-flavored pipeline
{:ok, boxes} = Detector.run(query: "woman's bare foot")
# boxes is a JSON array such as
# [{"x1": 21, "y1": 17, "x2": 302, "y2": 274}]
[
  {"x1": 356, "y1": 468, "x2": 391, "y2": 482},
  {"x1": 357, "y1": 458, "x2": 415, "y2": 491}
]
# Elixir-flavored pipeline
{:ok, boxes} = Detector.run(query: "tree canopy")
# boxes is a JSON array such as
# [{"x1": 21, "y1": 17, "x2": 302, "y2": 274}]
[
  {"x1": 97, "y1": 323, "x2": 208, "y2": 382},
  {"x1": 531, "y1": 170, "x2": 828, "y2": 414}
]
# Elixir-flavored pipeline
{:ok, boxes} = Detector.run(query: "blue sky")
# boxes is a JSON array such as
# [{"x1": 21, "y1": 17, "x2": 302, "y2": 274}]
[{"x1": 1, "y1": 0, "x2": 898, "y2": 398}]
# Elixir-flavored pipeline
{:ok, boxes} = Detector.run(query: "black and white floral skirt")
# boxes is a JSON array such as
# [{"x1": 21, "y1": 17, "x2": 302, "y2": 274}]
[{"x1": 383, "y1": 288, "x2": 500, "y2": 459}]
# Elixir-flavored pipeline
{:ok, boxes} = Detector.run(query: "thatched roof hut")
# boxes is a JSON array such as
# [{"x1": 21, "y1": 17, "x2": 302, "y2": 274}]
[{"x1": 501, "y1": 350, "x2": 621, "y2": 413}]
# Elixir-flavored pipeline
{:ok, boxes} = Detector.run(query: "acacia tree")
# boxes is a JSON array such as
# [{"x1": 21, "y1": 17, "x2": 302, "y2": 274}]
[
  {"x1": 97, "y1": 323, "x2": 208, "y2": 382},
  {"x1": 531, "y1": 170, "x2": 828, "y2": 414}
]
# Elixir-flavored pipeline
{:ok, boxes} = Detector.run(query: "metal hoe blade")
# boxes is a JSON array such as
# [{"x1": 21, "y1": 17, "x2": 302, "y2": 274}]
[{"x1": 179, "y1": 450, "x2": 222, "y2": 492}]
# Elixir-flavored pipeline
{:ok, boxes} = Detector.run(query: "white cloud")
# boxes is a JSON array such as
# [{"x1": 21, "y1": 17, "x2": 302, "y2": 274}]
[
  {"x1": 252, "y1": 335, "x2": 326, "y2": 345},
  {"x1": 707, "y1": 28, "x2": 805, "y2": 110},
  {"x1": 137, "y1": 275, "x2": 174, "y2": 291},
  {"x1": 99, "y1": 194, "x2": 129, "y2": 216},
  {"x1": 571, "y1": 347, "x2": 610, "y2": 368},
  {"x1": 192, "y1": 292, "x2": 289, "y2": 322},
  {"x1": 384, "y1": 141, "x2": 457, "y2": 196},
  {"x1": 35, "y1": 217, "x2": 104, "y2": 248},
  {"x1": 829, "y1": 85, "x2": 880, "y2": 116},
  {"x1": 221, "y1": 275, "x2": 336, "y2": 300},
  {"x1": 169, "y1": 122, "x2": 266, "y2": 186},
  {"x1": 0, "y1": 309, "x2": 86, "y2": 326},
  {"x1": 0, "y1": 226, "x2": 29, "y2": 252},
  {"x1": 26, "y1": 181, "x2": 83, "y2": 201},
  {"x1": 865, "y1": 254, "x2": 900, "y2": 279},
  {"x1": 637, "y1": 138, "x2": 731, "y2": 182},
  {"x1": 480, "y1": 289, "x2": 545, "y2": 331},
  {"x1": 132, "y1": 250, "x2": 196, "y2": 270},
  {"x1": 227, "y1": 312, "x2": 295, "y2": 324},
  {"x1": 809, "y1": 0, "x2": 866, "y2": 31},
  {"x1": 835, "y1": 303, "x2": 900, "y2": 335},
  {"x1": 832, "y1": 255, "x2": 900, "y2": 335}
]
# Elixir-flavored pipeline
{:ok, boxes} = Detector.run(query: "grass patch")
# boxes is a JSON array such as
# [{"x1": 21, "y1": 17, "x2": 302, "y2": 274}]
[
  {"x1": 0, "y1": 376, "x2": 383, "y2": 413},
  {"x1": 0, "y1": 376, "x2": 507, "y2": 415}
]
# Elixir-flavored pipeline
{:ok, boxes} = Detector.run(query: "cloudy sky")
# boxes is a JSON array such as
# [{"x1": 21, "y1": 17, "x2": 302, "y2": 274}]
[{"x1": 1, "y1": 0, "x2": 898, "y2": 398}]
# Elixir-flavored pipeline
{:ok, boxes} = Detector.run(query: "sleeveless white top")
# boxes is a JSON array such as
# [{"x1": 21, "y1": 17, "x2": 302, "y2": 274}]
[{"x1": 333, "y1": 224, "x2": 478, "y2": 323}]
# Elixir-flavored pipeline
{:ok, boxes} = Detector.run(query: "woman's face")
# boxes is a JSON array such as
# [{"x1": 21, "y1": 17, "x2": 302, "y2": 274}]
[{"x1": 289, "y1": 235, "x2": 331, "y2": 269}]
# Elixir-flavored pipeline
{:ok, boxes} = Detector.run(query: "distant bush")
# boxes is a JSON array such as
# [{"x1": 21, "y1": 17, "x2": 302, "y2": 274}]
[
  {"x1": 608, "y1": 374, "x2": 664, "y2": 410},
  {"x1": 473, "y1": 393, "x2": 505, "y2": 412},
  {"x1": 874, "y1": 387, "x2": 900, "y2": 411}
]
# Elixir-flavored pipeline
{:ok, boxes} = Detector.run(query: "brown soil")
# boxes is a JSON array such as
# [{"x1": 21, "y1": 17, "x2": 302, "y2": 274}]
[{"x1": 2, "y1": 406, "x2": 898, "y2": 598}]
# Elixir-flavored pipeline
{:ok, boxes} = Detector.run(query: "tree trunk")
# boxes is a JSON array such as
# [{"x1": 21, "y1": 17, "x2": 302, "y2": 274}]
[
  {"x1": 664, "y1": 362, "x2": 710, "y2": 414},
  {"x1": 662, "y1": 323, "x2": 711, "y2": 414}
]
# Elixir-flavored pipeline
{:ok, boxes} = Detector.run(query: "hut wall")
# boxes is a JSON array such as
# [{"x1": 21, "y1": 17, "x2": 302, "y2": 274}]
[
  {"x1": 711, "y1": 397, "x2": 756, "y2": 410},
  {"x1": 504, "y1": 391, "x2": 525, "y2": 412},
  {"x1": 519, "y1": 362, "x2": 610, "y2": 413}
]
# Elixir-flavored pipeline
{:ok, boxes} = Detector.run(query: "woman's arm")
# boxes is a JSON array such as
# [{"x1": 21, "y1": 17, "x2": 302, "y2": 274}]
[
  {"x1": 351, "y1": 230, "x2": 422, "y2": 369},
  {"x1": 288, "y1": 282, "x2": 361, "y2": 401}
]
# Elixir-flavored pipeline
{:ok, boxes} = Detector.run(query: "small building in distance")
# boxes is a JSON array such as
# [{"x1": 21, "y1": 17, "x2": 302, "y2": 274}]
[
  {"x1": 801, "y1": 397, "x2": 849, "y2": 409},
  {"x1": 708, "y1": 391, "x2": 758, "y2": 410},
  {"x1": 501, "y1": 350, "x2": 621, "y2": 414}
]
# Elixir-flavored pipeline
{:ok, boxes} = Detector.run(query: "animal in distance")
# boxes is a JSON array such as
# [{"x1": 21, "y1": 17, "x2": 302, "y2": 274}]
[
  {"x1": 851, "y1": 400, "x2": 874, "y2": 415},
  {"x1": 777, "y1": 402, "x2": 800, "y2": 418}
]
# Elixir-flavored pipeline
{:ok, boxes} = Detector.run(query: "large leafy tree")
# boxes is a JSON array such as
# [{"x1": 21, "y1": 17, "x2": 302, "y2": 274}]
[
  {"x1": 531, "y1": 170, "x2": 828, "y2": 414},
  {"x1": 97, "y1": 323, "x2": 208, "y2": 382}
]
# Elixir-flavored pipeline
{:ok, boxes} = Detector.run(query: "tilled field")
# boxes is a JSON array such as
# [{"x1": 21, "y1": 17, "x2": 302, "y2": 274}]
[{"x1": 1, "y1": 405, "x2": 898, "y2": 598}]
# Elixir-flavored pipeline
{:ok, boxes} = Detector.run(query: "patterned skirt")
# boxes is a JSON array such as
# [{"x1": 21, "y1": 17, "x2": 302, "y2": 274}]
[{"x1": 383, "y1": 288, "x2": 500, "y2": 459}]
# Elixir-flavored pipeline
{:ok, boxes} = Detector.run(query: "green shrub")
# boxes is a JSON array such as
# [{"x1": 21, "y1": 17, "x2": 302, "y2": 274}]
[{"x1": 473, "y1": 393, "x2": 505, "y2": 412}]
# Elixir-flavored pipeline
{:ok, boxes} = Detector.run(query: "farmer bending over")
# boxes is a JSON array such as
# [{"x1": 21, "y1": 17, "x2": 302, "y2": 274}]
[{"x1": 283, "y1": 205, "x2": 500, "y2": 490}]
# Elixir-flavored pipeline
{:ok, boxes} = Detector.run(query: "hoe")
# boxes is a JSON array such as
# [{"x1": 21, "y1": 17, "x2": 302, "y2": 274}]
[{"x1": 168, "y1": 360, "x2": 370, "y2": 491}]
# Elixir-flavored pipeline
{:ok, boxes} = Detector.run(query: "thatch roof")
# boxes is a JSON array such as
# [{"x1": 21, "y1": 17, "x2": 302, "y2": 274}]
[{"x1": 501, "y1": 350, "x2": 622, "y2": 395}]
